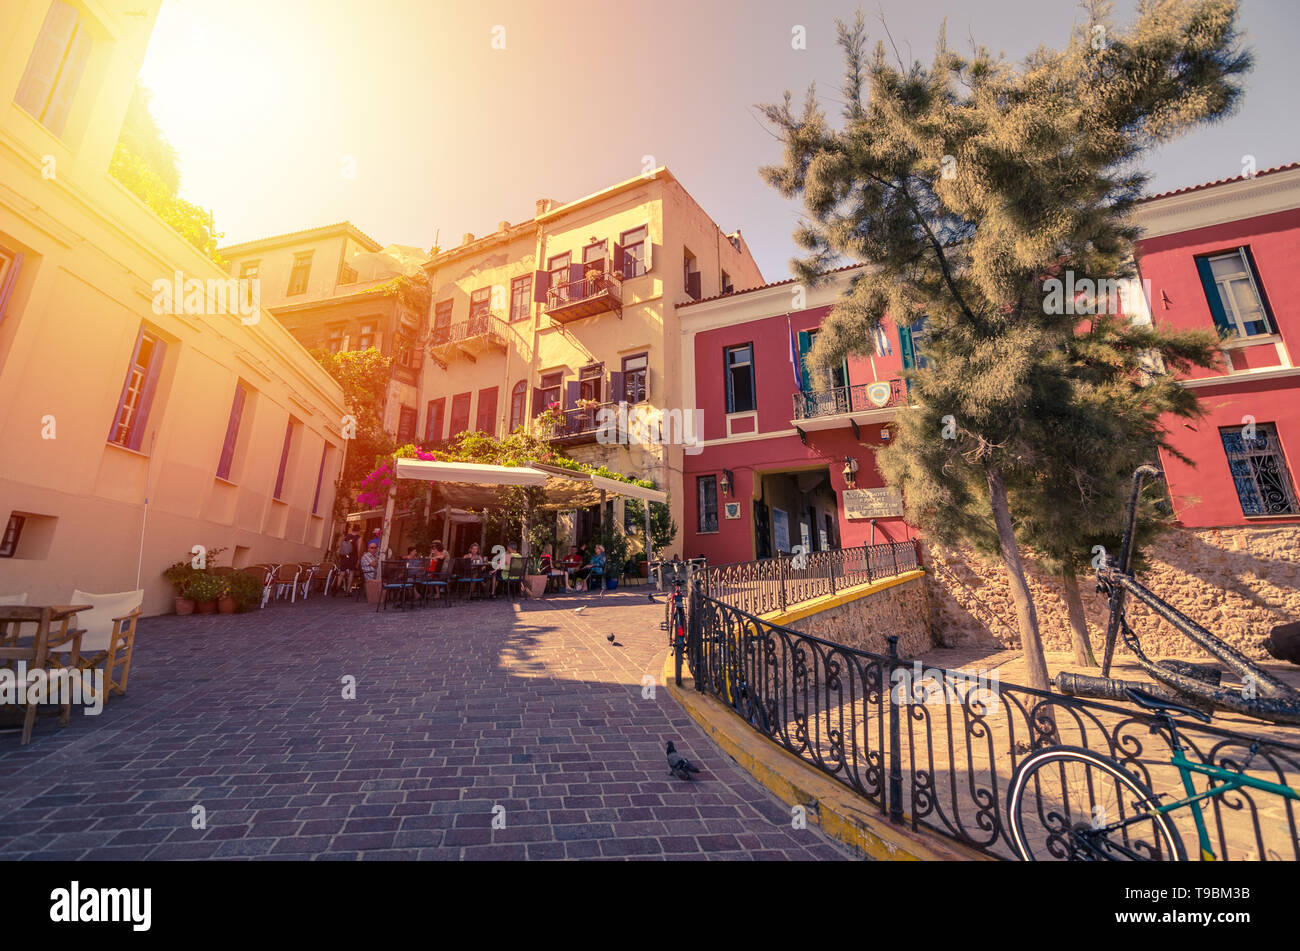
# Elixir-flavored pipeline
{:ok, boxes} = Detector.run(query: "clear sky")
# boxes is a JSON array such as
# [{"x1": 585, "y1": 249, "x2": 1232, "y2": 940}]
[{"x1": 138, "y1": 0, "x2": 1300, "y2": 282}]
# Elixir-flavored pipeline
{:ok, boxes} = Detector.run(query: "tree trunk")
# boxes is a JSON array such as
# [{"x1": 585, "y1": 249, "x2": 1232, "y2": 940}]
[
  {"x1": 1061, "y1": 565, "x2": 1098, "y2": 668},
  {"x1": 985, "y1": 465, "x2": 1051, "y2": 692}
]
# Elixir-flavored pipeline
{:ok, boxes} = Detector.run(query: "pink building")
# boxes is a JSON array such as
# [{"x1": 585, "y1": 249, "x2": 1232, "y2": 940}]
[
  {"x1": 679, "y1": 267, "x2": 916, "y2": 565},
  {"x1": 1133, "y1": 163, "x2": 1300, "y2": 528}
]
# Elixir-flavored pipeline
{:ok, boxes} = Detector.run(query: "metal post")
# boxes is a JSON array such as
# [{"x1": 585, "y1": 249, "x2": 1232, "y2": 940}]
[
  {"x1": 828, "y1": 550, "x2": 837, "y2": 595},
  {"x1": 891, "y1": 541, "x2": 899, "y2": 577},
  {"x1": 886, "y1": 635, "x2": 904, "y2": 825},
  {"x1": 777, "y1": 553, "x2": 787, "y2": 612}
]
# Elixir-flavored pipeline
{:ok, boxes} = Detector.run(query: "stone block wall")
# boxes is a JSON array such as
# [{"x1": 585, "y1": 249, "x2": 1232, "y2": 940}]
[
  {"x1": 780, "y1": 576, "x2": 933, "y2": 660},
  {"x1": 920, "y1": 525, "x2": 1300, "y2": 662}
]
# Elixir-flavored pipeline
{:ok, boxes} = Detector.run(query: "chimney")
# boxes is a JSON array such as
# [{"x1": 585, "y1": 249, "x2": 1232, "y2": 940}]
[
  {"x1": 461, "y1": 233, "x2": 475, "y2": 245},
  {"x1": 535, "y1": 198, "x2": 555, "y2": 216},
  {"x1": 497, "y1": 220, "x2": 510, "y2": 233}
]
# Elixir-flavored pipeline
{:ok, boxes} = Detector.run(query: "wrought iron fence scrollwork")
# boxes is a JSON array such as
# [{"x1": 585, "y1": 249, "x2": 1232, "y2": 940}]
[
  {"x1": 697, "y1": 541, "x2": 917, "y2": 617},
  {"x1": 685, "y1": 590, "x2": 1300, "y2": 861}
]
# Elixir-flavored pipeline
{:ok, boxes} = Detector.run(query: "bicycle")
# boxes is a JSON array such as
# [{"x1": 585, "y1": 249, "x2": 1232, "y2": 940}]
[
  {"x1": 652, "y1": 557, "x2": 703, "y2": 686},
  {"x1": 1007, "y1": 687, "x2": 1299, "y2": 861}
]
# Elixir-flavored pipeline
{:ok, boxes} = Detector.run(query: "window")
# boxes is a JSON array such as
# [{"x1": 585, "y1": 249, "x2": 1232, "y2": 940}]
[
  {"x1": 619, "y1": 226, "x2": 649, "y2": 278},
  {"x1": 239, "y1": 260, "x2": 260, "y2": 282},
  {"x1": 476, "y1": 387, "x2": 498, "y2": 434},
  {"x1": 0, "y1": 515, "x2": 24, "y2": 558},
  {"x1": 583, "y1": 241, "x2": 606, "y2": 268},
  {"x1": 510, "y1": 275, "x2": 531, "y2": 322},
  {"x1": 510, "y1": 381, "x2": 528, "y2": 431},
  {"x1": 425, "y1": 398, "x2": 445, "y2": 443},
  {"x1": 433, "y1": 300, "x2": 453, "y2": 344},
  {"x1": 326, "y1": 326, "x2": 345, "y2": 353},
  {"x1": 579, "y1": 364, "x2": 603, "y2": 404},
  {"x1": 449, "y1": 392, "x2": 472, "y2": 438},
  {"x1": 0, "y1": 244, "x2": 24, "y2": 326},
  {"x1": 721, "y1": 270, "x2": 733, "y2": 295},
  {"x1": 287, "y1": 252, "x2": 313, "y2": 296},
  {"x1": 683, "y1": 248, "x2": 701, "y2": 300},
  {"x1": 340, "y1": 263, "x2": 358, "y2": 284},
  {"x1": 622, "y1": 353, "x2": 648, "y2": 403},
  {"x1": 1220, "y1": 424, "x2": 1299, "y2": 516},
  {"x1": 538, "y1": 371, "x2": 563, "y2": 413},
  {"x1": 697, "y1": 476, "x2": 719, "y2": 533},
  {"x1": 15, "y1": 1, "x2": 91, "y2": 137},
  {"x1": 108, "y1": 327, "x2": 166, "y2": 451},
  {"x1": 312, "y1": 444, "x2": 332, "y2": 515},
  {"x1": 273, "y1": 418, "x2": 296, "y2": 501},
  {"x1": 216, "y1": 384, "x2": 247, "y2": 481},
  {"x1": 725, "y1": 343, "x2": 756, "y2": 414},
  {"x1": 547, "y1": 253, "x2": 571, "y2": 300},
  {"x1": 469, "y1": 286, "x2": 491, "y2": 319},
  {"x1": 397, "y1": 405, "x2": 418, "y2": 442},
  {"x1": 357, "y1": 322, "x2": 375, "y2": 350},
  {"x1": 397, "y1": 325, "x2": 422, "y2": 369},
  {"x1": 899, "y1": 317, "x2": 931, "y2": 370},
  {"x1": 801, "y1": 329, "x2": 848, "y2": 389},
  {"x1": 1197, "y1": 249, "x2": 1273, "y2": 339}
]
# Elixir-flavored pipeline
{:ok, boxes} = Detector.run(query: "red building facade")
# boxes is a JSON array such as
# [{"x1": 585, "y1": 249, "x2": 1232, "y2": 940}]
[
  {"x1": 679, "y1": 268, "x2": 916, "y2": 565},
  {"x1": 1133, "y1": 163, "x2": 1300, "y2": 528}
]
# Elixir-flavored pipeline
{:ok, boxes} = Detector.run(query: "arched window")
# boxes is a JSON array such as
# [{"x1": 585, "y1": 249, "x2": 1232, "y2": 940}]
[{"x1": 509, "y1": 380, "x2": 528, "y2": 432}]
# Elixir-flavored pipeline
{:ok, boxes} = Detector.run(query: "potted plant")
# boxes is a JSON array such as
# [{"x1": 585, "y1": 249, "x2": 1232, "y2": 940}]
[
  {"x1": 228, "y1": 570, "x2": 264, "y2": 613},
  {"x1": 216, "y1": 578, "x2": 236, "y2": 614},
  {"x1": 164, "y1": 562, "x2": 198, "y2": 615},
  {"x1": 186, "y1": 573, "x2": 224, "y2": 615}
]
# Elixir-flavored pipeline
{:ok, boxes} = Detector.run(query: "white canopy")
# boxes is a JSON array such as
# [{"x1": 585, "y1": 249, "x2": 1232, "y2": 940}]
[
  {"x1": 591, "y1": 474, "x2": 667, "y2": 504},
  {"x1": 394, "y1": 458, "x2": 547, "y2": 486}
]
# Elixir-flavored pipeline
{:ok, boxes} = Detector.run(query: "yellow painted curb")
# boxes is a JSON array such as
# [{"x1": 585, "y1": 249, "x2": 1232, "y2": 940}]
[
  {"x1": 663, "y1": 651, "x2": 990, "y2": 862},
  {"x1": 758, "y1": 569, "x2": 926, "y2": 627}
]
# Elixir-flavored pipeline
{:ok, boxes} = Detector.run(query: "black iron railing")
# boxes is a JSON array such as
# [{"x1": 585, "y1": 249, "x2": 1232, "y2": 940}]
[
  {"x1": 549, "y1": 401, "x2": 616, "y2": 440},
  {"x1": 430, "y1": 313, "x2": 506, "y2": 347},
  {"x1": 546, "y1": 269, "x2": 623, "y2": 312},
  {"x1": 792, "y1": 379, "x2": 908, "y2": 421},
  {"x1": 686, "y1": 592, "x2": 1300, "y2": 860},
  {"x1": 698, "y1": 541, "x2": 918, "y2": 616}
]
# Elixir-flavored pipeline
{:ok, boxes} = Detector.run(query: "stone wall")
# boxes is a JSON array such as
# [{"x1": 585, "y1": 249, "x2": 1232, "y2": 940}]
[
  {"x1": 780, "y1": 576, "x2": 933, "y2": 660},
  {"x1": 921, "y1": 525, "x2": 1300, "y2": 662}
]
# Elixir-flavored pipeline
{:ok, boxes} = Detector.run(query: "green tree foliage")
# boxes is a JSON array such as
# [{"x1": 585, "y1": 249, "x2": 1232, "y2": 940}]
[
  {"x1": 109, "y1": 82, "x2": 223, "y2": 264},
  {"x1": 311, "y1": 346, "x2": 396, "y2": 521},
  {"x1": 760, "y1": 1, "x2": 1249, "y2": 689}
]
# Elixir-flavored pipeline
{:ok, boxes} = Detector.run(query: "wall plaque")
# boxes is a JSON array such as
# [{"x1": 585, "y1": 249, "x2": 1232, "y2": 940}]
[{"x1": 843, "y1": 487, "x2": 903, "y2": 519}]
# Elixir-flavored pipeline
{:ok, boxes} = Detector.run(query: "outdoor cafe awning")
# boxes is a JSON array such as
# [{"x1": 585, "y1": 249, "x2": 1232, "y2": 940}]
[{"x1": 392, "y1": 458, "x2": 667, "y2": 511}]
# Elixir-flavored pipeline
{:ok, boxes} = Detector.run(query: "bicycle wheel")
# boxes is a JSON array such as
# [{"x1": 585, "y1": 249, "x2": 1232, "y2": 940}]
[
  {"x1": 1007, "y1": 746, "x2": 1185, "y2": 861},
  {"x1": 665, "y1": 594, "x2": 675, "y2": 649}
]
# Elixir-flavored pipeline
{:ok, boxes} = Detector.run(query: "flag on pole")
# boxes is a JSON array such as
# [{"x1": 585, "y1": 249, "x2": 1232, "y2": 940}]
[{"x1": 787, "y1": 315, "x2": 803, "y2": 390}]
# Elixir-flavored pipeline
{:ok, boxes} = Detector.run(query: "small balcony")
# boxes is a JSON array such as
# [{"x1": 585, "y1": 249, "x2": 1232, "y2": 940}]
[
  {"x1": 546, "y1": 268, "x2": 622, "y2": 324},
  {"x1": 548, "y1": 401, "x2": 616, "y2": 445},
  {"x1": 428, "y1": 313, "x2": 508, "y2": 366},
  {"x1": 791, "y1": 379, "x2": 908, "y2": 432}
]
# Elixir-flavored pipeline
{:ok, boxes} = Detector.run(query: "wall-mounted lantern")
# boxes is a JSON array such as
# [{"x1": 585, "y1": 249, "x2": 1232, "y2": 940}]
[
  {"x1": 720, "y1": 469, "x2": 734, "y2": 496},
  {"x1": 842, "y1": 456, "x2": 859, "y2": 488}
]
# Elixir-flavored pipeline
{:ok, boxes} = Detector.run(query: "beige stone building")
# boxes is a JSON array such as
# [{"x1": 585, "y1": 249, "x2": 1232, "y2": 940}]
[
  {"x1": 0, "y1": 0, "x2": 348, "y2": 614},
  {"x1": 219, "y1": 225, "x2": 430, "y2": 440},
  {"x1": 419, "y1": 168, "x2": 763, "y2": 553}
]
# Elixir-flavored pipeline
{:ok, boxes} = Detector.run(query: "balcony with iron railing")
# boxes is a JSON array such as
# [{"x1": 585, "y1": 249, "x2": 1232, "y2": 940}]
[
  {"x1": 548, "y1": 401, "x2": 616, "y2": 445},
  {"x1": 428, "y1": 312, "x2": 508, "y2": 366},
  {"x1": 546, "y1": 267, "x2": 623, "y2": 323},
  {"x1": 791, "y1": 378, "x2": 908, "y2": 430}
]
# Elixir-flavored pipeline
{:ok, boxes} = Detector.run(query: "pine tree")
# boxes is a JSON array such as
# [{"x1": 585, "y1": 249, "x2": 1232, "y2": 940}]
[{"x1": 759, "y1": 1, "x2": 1250, "y2": 689}]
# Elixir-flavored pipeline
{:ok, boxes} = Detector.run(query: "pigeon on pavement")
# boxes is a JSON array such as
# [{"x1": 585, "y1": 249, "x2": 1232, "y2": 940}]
[
  {"x1": 666, "y1": 742, "x2": 701, "y2": 781},
  {"x1": 574, "y1": 606, "x2": 586, "y2": 615},
  {"x1": 647, "y1": 592, "x2": 657, "y2": 603}
]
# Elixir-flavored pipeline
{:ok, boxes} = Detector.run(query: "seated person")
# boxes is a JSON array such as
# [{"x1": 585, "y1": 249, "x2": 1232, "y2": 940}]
[
  {"x1": 360, "y1": 542, "x2": 381, "y2": 581},
  {"x1": 466, "y1": 542, "x2": 485, "y2": 567},
  {"x1": 429, "y1": 541, "x2": 449, "y2": 574},
  {"x1": 588, "y1": 545, "x2": 608, "y2": 595},
  {"x1": 491, "y1": 542, "x2": 520, "y2": 596}
]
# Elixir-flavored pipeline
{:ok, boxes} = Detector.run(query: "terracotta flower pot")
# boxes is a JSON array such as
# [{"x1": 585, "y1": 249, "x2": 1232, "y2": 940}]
[
  {"x1": 364, "y1": 579, "x2": 382, "y2": 604},
  {"x1": 196, "y1": 600, "x2": 217, "y2": 615},
  {"x1": 217, "y1": 595, "x2": 236, "y2": 614},
  {"x1": 523, "y1": 575, "x2": 547, "y2": 599},
  {"x1": 175, "y1": 597, "x2": 196, "y2": 616}
]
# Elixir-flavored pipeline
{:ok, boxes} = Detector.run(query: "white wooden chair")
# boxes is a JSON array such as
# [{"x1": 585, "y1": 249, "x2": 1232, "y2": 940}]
[
  {"x1": 56, "y1": 589, "x2": 143, "y2": 707},
  {"x1": 0, "y1": 593, "x2": 28, "y2": 606}
]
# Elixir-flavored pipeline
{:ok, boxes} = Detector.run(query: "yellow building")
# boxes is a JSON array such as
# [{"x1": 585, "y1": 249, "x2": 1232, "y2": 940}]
[
  {"x1": 220, "y1": 225, "x2": 430, "y2": 440},
  {"x1": 420, "y1": 169, "x2": 763, "y2": 552},
  {"x1": 0, "y1": 0, "x2": 348, "y2": 614}
]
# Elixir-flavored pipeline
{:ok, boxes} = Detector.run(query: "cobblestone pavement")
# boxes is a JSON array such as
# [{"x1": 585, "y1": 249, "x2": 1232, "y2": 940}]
[{"x1": 0, "y1": 588, "x2": 851, "y2": 861}]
